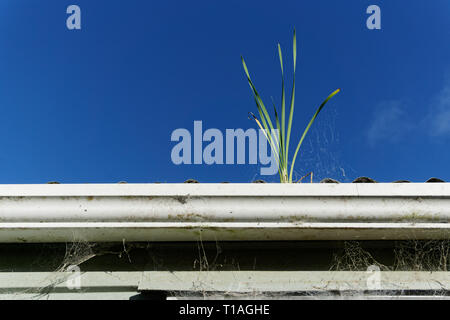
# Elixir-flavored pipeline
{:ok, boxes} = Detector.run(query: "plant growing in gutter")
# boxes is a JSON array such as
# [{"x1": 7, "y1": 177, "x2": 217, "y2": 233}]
[{"x1": 241, "y1": 29, "x2": 340, "y2": 183}]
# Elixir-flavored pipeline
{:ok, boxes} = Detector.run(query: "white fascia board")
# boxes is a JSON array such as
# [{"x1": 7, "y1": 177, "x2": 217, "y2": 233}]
[
  {"x1": 1, "y1": 271, "x2": 448, "y2": 299},
  {"x1": 139, "y1": 271, "x2": 450, "y2": 293},
  {"x1": 0, "y1": 183, "x2": 449, "y2": 242}
]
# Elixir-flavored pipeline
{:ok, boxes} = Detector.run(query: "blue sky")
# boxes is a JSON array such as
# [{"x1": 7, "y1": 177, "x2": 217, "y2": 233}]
[{"x1": 0, "y1": 0, "x2": 449, "y2": 183}]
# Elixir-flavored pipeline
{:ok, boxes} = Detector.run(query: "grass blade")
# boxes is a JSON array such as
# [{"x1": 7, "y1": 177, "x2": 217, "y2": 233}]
[
  {"x1": 278, "y1": 44, "x2": 286, "y2": 176},
  {"x1": 242, "y1": 56, "x2": 281, "y2": 151},
  {"x1": 285, "y1": 28, "x2": 297, "y2": 169},
  {"x1": 288, "y1": 88, "x2": 340, "y2": 182},
  {"x1": 271, "y1": 97, "x2": 286, "y2": 180},
  {"x1": 249, "y1": 111, "x2": 281, "y2": 177}
]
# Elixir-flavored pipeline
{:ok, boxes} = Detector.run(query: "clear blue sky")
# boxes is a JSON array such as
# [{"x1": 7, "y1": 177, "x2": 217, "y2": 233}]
[{"x1": 0, "y1": 0, "x2": 449, "y2": 183}]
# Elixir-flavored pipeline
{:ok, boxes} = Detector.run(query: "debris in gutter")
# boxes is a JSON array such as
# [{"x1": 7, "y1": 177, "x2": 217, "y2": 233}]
[
  {"x1": 352, "y1": 177, "x2": 377, "y2": 183},
  {"x1": 320, "y1": 178, "x2": 339, "y2": 184},
  {"x1": 252, "y1": 180, "x2": 266, "y2": 183},
  {"x1": 184, "y1": 179, "x2": 199, "y2": 183}
]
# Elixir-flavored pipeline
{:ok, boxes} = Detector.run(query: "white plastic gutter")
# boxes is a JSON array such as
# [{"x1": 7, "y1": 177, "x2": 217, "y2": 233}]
[{"x1": 0, "y1": 183, "x2": 449, "y2": 242}]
